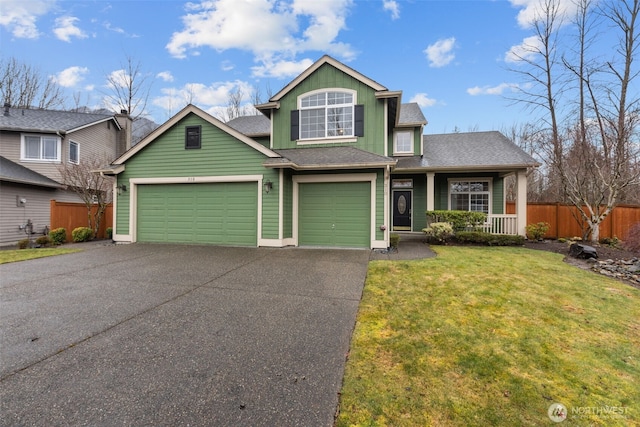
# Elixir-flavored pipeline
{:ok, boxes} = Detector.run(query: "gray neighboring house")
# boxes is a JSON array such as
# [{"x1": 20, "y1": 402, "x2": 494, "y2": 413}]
[{"x1": 0, "y1": 105, "x2": 132, "y2": 246}]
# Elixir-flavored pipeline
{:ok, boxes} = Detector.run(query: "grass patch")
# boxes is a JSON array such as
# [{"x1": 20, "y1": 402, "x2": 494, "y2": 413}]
[
  {"x1": 337, "y1": 246, "x2": 640, "y2": 426},
  {"x1": 0, "y1": 248, "x2": 81, "y2": 264}
]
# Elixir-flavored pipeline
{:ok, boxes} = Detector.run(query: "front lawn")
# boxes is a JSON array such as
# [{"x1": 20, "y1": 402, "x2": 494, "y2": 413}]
[
  {"x1": 0, "y1": 248, "x2": 81, "y2": 264},
  {"x1": 337, "y1": 246, "x2": 640, "y2": 426}
]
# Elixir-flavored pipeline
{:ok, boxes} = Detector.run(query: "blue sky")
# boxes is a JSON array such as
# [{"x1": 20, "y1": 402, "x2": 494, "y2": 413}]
[{"x1": 0, "y1": 0, "x2": 586, "y2": 133}]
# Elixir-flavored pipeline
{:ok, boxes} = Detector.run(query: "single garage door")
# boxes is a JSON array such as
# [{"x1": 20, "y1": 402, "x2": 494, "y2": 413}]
[
  {"x1": 137, "y1": 182, "x2": 257, "y2": 246},
  {"x1": 298, "y1": 181, "x2": 371, "y2": 248}
]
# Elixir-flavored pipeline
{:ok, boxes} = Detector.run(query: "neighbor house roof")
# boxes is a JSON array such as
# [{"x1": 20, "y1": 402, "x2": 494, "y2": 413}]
[
  {"x1": 0, "y1": 107, "x2": 120, "y2": 134},
  {"x1": 0, "y1": 156, "x2": 64, "y2": 188},
  {"x1": 226, "y1": 115, "x2": 271, "y2": 136},
  {"x1": 263, "y1": 147, "x2": 396, "y2": 170},
  {"x1": 395, "y1": 131, "x2": 540, "y2": 171}
]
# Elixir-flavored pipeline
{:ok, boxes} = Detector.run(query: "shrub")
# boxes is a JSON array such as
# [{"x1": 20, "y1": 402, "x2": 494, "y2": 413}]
[
  {"x1": 17, "y1": 238, "x2": 30, "y2": 249},
  {"x1": 624, "y1": 223, "x2": 640, "y2": 253},
  {"x1": 106, "y1": 227, "x2": 113, "y2": 239},
  {"x1": 599, "y1": 236, "x2": 620, "y2": 248},
  {"x1": 525, "y1": 222, "x2": 550, "y2": 241},
  {"x1": 426, "y1": 210, "x2": 487, "y2": 231},
  {"x1": 422, "y1": 222, "x2": 454, "y2": 244},
  {"x1": 456, "y1": 231, "x2": 525, "y2": 246},
  {"x1": 389, "y1": 233, "x2": 400, "y2": 249},
  {"x1": 49, "y1": 228, "x2": 67, "y2": 245},
  {"x1": 72, "y1": 227, "x2": 94, "y2": 243},
  {"x1": 35, "y1": 235, "x2": 51, "y2": 247}
]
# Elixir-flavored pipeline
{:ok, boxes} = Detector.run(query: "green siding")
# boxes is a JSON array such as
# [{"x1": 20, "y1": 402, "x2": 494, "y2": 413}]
[
  {"x1": 271, "y1": 63, "x2": 386, "y2": 154},
  {"x1": 137, "y1": 182, "x2": 257, "y2": 245},
  {"x1": 299, "y1": 181, "x2": 371, "y2": 247},
  {"x1": 115, "y1": 113, "x2": 279, "y2": 241}
]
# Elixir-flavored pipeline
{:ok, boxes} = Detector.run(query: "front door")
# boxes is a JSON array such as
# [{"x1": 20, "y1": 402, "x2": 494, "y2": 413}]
[{"x1": 393, "y1": 190, "x2": 412, "y2": 231}]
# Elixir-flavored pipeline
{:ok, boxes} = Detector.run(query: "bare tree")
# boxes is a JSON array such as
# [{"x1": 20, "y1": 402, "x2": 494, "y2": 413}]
[
  {"x1": 102, "y1": 55, "x2": 152, "y2": 120},
  {"x1": 0, "y1": 57, "x2": 65, "y2": 109},
  {"x1": 510, "y1": 0, "x2": 640, "y2": 242},
  {"x1": 58, "y1": 154, "x2": 114, "y2": 238}
]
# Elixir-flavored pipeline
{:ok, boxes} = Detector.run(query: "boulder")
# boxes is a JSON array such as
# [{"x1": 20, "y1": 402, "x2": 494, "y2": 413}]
[{"x1": 569, "y1": 243, "x2": 598, "y2": 259}]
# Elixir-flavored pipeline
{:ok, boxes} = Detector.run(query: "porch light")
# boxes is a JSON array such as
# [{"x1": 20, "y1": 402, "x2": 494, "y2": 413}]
[
  {"x1": 116, "y1": 184, "x2": 127, "y2": 195},
  {"x1": 263, "y1": 179, "x2": 273, "y2": 194}
]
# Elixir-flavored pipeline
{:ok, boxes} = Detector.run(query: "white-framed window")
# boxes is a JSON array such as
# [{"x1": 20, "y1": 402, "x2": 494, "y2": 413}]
[
  {"x1": 21, "y1": 134, "x2": 61, "y2": 162},
  {"x1": 298, "y1": 90, "x2": 355, "y2": 139},
  {"x1": 69, "y1": 141, "x2": 79, "y2": 164},
  {"x1": 449, "y1": 179, "x2": 491, "y2": 214},
  {"x1": 394, "y1": 130, "x2": 413, "y2": 154}
]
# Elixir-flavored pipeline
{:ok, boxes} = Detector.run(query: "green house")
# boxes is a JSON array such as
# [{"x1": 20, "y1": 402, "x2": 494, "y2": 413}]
[{"x1": 100, "y1": 56, "x2": 537, "y2": 248}]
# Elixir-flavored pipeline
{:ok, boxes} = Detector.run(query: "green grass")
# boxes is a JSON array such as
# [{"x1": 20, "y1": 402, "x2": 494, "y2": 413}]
[
  {"x1": 337, "y1": 246, "x2": 640, "y2": 426},
  {"x1": 0, "y1": 247, "x2": 81, "y2": 264}
]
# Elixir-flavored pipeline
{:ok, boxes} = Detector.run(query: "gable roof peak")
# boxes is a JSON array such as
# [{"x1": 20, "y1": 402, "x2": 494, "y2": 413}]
[{"x1": 268, "y1": 55, "x2": 389, "y2": 103}]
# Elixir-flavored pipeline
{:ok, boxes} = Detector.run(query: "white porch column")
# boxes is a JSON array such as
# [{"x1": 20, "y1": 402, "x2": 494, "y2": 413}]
[
  {"x1": 516, "y1": 169, "x2": 528, "y2": 236},
  {"x1": 426, "y1": 172, "x2": 435, "y2": 211}
]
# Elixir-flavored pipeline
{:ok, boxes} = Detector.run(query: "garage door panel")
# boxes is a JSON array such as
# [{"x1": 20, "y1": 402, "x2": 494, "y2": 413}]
[
  {"x1": 137, "y1": 182, "x2": 257, "y2": 246},
  {"x1": 299, "y1": 181, "x2": 370, "y2": 248}
]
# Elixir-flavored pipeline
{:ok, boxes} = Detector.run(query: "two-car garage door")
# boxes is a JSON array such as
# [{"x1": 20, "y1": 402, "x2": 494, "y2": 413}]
[{"x1": 136, "y1": 182, "x2": 257, "y2": 246}]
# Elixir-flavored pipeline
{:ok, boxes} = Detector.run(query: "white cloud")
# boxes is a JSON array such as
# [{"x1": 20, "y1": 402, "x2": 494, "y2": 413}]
[
  {"x1": 504, "y1": 35, "x2": 544, "y2": 63},
  {"x1": 383, "y1": 0, "x2": 400, "y2": 20},
  {"x1": 157, "y1": 71, "x2": 174, "y2": 82},
  {"x1": 221, "y1": 60, "x2": 234, "y2": 71},
  {"x1": 467, "y1": 83, "x2": 520, "y2": 96},
  {"x1": 166, "y1": 0, "x2": 355, "y2": 78},
  {"x1": 410, "y1": 93, "x2": 437, "y2": 108},
  {"x1": 509, "y1": 0, "x2": 577, "y2": 29},
  {"x1": 252, "y1": 57, "x2": 314, "y2": 78},
  {"x1": 0, "y1": 0, "x2": 52, "y2": 39},
  {"x1": 424, "y1": 37, "x2": 456, "y2": 68},
  {"x1": 52, "y1": 66, "x2": 89, "y2": 87},
  {"x1": 53, "y1": 16, "x2": 87, "y2": 42}
]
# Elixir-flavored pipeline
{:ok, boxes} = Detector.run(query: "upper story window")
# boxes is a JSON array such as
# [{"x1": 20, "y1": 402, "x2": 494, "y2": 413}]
[
  {"x1": 185, "y1": 125, "x2": 201, "y2": 149},
  {"x1": 21, "y1": 134, "x2": 61, "y2": 162},
  {"x1": 69, "y1": 141, "x2": 79, "y2": 164},
  {"x1": 394, "y1": 130, "x2": 413, "y2": 155},
  {"x1": 292, "y1": 89, "x2": 363, "y2": 142},
  {"x1": 449, "y1": 180, "x2": 491, "y2": 214}
]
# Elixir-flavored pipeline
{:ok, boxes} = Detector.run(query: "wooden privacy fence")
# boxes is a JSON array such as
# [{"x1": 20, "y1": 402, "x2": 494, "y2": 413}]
[
  {"x1": 50, "y1": 200, "x2": 113, "y2": 242},
  {"x1": 506, "y1": 202, "x2": 640, "y2": 240}
]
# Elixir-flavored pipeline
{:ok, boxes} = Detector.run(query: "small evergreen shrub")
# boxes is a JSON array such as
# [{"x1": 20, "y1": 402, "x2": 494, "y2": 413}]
[
  {"x1": 35, "y1": 235, "x2": 51, "y2": 247},
  {"x1": 49, "y1": 228, "x2": 67, "y2": 245},
  {"x1": 389, "y1": 233, "x2": 400, "y2": 249},
  {"x1": 425, "y1": 210, "x2": 487, "y2": 231},
  {"x1": 599, "y1": 236, "x2": 620, "y2": 248},
  {"x1": 72, "y1": 227, "x2": 94, "y2": 243},
  {"x1": 17, "y1": 238, "x2": 30, "y2": 249},
  {"x1": 456, "y1": 231, "x2": 525, "y2": 246},
  {"x1": 106, "y1": 227, "x2": 113, "y2": 239},
  {"x1": 525, "y1": 222, "x2": 550, "y2": 241},
  {"x1": 422, "y1": 222, "x2": 454, "y2": 244},
  {"x1": 624, "y1": 223, "x2": 640, "y2": 253}
]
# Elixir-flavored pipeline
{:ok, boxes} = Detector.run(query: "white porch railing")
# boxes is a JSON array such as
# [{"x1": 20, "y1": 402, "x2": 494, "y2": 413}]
[{"x1": 482, "y1": 214, "x2": 518, "y2": 235}]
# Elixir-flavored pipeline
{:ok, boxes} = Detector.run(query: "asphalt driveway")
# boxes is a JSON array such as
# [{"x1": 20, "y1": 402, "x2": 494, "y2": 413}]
[{"x1": 0, "y1": 243, "x2": 369, "y2": 426}]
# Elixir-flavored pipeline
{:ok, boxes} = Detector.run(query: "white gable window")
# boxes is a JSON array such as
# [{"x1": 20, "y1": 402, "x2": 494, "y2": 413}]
[
  {"x1": 293, "y1": 89, "x2": 364, "y2": 142},
  {"x1": 69, "y1": 141, "x2": 79, "y2": 164},
  {"x1": 394, "y1": 130, "x2": 413, "y2": 154},
  {"x1": 21, "y1": 134, "x2": 61, "y2": 162},
  {"x1": 449, "y1": 179, "x2": 491, "y2": 214}
]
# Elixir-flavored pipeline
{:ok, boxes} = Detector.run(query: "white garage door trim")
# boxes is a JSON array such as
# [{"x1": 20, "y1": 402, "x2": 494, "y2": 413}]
[
  {"x1": 124, "y1": 175, "x2": 263, "y2": 244},
  {"x1": 292, "y1": 173, "x2": 386, "y2": 249}
]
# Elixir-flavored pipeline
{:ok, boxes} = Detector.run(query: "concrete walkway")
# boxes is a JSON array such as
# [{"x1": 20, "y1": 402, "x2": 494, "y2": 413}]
[
  {"x1": 369, "y1": 233, "x2": 436, "y2": 261},
  {"x1": 0, "y1": 244, "x2": 370, "y2": 426}
]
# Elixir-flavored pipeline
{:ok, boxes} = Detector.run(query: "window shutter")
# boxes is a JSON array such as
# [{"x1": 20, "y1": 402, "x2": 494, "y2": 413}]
[
  {"x1": 354, "y1": 105, "x2": 364, "y2": 137},
  {"x1": 291, "y1": 110, "x2": 299, "y2": 141}
]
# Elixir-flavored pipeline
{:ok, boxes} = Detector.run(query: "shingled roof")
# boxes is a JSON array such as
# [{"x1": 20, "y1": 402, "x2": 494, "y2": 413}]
[
  {"x1": 226, "y1": 114, "x2": 271, "y2": 136},
  {"x1": 264, "y1": 147, "x2": 396, "y2": 170},
  {"x1": 395, "y1": 131, "x2": 539, "y2": 171},
  {"x1": 398, "y1": 103, "x2": 427, "y2": 126},
  {"x1": 0, "y1": 156, "x2": 63, "y2": 188},
  {"x1": 0, "y1": 107, "x2": 118, "y2": 134}
]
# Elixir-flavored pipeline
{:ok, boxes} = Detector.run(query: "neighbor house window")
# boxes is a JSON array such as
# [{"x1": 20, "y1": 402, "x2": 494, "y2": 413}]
[
  {"x1": 69, "y1": 141, "x2": 79, "y2": 164},
  {"x1": 185, "y1": 125, "x2": 201, "y2": 149},
  {"x1": 21, "y1": 134, "x2": 61, "y2": 162},
  {"x1": 449, "y1": 180, "x2": 491, "y2": 214},
  {"x1": 292, "y1": 90, "x2": 363, "y2": 141},
  {"x1": 394, "y1": 131, "x2": 413, "y2": 154}
]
